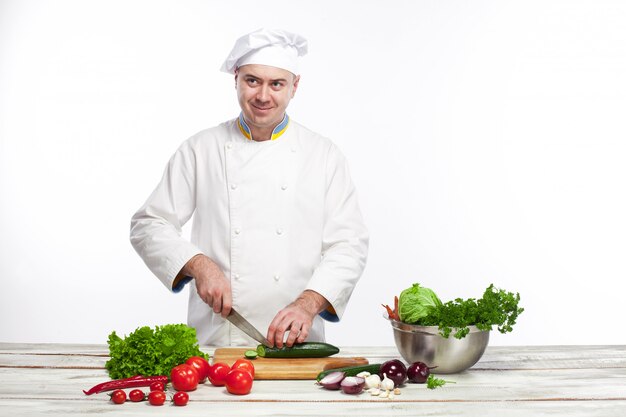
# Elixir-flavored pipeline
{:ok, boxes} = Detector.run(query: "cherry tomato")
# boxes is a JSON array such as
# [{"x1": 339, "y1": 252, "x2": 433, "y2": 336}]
[
  {"x1": 171, "y1": 363, "x2": 199, "y2": 391},
  {"x1": 128, "y1": 389, "x2": 145, "y2": 402},
  {"x1": 186, "y1": 356, "x2": 211, "y2": 383},
  {"x1": 148, "y1": 390, "x2": 166, "y2": 406},
  {"x1": 149, "y1": 381, "x2": 165, "y2": 392},
  {"x1": 207, "y1": 362, "x2": 231, "y2": 387},
  {"x1": 109, "y1": 389, "x2": 126, "y2": 404},
  {"x1": 231, "y1": 358, "x2": 255, "y2": 379},
  {"x1": 225, "y1": 368, "x2": 253, "y2": 395},
  {"x1": 172, "y1": 391, "x2": 189, "y2": 406}
]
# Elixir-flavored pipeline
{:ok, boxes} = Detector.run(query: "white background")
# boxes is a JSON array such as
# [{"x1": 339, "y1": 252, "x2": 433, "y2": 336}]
[{"x1": 1, "y1": 0, "x2": 625, "y2": 347}]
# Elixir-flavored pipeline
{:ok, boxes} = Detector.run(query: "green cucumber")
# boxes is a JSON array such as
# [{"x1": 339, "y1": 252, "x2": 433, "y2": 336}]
[
  {"x1": 244, "y1": 350, "x2": 258, "y2": 359},
  {"x1": 256, "y1": 342, "x2": 339, "y2": 358},
  {"x1": 316, "y1": 363, "x2": 382, "y2": 381}
]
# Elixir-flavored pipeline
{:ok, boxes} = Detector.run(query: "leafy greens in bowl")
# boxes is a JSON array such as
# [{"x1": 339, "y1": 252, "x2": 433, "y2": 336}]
[{"x1": 383, "y1": 283, "x2": 524, "y2": 339}]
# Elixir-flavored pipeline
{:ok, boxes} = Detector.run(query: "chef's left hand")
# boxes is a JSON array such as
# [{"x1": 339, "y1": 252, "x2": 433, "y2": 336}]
[{"x1": 267, "y1": 290, "x2": 330, "y2": 348}]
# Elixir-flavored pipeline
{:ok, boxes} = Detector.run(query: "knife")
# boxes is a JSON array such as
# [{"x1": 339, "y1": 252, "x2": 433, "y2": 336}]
[{"x1": 226, "y1": 308, "x2": 272, "y2": 347}]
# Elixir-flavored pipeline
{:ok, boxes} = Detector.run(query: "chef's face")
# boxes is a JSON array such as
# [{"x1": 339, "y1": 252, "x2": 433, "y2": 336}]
[{"x1": 236, "y1": 64, "x2": 299, "y2": 135}]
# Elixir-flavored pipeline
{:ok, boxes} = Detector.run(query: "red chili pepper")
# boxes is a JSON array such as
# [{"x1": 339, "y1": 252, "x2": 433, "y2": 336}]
[{"x1": 83, "y1": 375, "x2": 169, "y2": 395}]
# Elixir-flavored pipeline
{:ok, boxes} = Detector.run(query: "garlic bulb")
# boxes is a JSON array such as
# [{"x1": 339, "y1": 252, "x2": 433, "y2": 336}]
[
  {"x1": 381, "y1": 373, "x2": 395, "y2": 391},
  {"x1": 364, "y1": 374, "x2": 381, "y2": 389}
]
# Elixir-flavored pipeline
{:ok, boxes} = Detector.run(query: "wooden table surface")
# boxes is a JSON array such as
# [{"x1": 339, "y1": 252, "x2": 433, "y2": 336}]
[{"x1": 1, "y1": 343, "x2": 625, "y2": 416}]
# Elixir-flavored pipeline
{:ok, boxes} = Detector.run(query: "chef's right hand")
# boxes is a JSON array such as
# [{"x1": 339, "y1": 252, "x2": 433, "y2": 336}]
[{"x1": 182, "y1": 254, "x2": 232, "y2": 317}]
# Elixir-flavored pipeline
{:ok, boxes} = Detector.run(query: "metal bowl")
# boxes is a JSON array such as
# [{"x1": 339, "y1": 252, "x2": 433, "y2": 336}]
[{"x1": 387, "y1": 316, "x2": 489, "y2": 374}]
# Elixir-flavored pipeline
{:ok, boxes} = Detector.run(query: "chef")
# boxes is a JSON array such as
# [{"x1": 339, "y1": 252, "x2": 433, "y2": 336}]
[{"x1": 130, "y1": 28, "x2": 368, "y2": 347}]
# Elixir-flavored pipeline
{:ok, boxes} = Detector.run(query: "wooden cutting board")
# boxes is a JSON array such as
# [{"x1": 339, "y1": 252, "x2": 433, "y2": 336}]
[{"x1": 212, "y1": 347, "x2": 369, "y2": 380}]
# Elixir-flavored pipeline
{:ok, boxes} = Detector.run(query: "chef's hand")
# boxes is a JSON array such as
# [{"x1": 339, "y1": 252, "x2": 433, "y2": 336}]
[
  {"x1": 267, "y1": 290, "x2": 330, "y2": 348},
  {"x1": 181, "y1": 254, "x2": 232, "y2": 317}
]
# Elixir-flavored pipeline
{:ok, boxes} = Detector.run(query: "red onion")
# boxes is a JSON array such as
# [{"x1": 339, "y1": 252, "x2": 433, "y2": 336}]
[
  {"x1": 407, "y1": 362, "x2": 433, "y2": 383},
  {"x1": 340, "y1": 376, "x2": 365, "y2": 395},
  {"x1": 379, "y1": 359, "x2": 407, "y2": 387},
  {"x1": 318, "y1": 371, "x2": 346, "y2": 390}
]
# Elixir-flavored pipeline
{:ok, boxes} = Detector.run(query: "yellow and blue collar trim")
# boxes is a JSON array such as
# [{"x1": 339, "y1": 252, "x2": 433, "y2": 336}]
[{"x1": 238, "y1": 113, "x2": 290, "y2": 141}]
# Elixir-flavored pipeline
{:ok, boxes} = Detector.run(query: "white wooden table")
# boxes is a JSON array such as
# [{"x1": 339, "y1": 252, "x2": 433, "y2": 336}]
[{"x1": 1, "y1": 343, "x2": 625, "y2": 416}]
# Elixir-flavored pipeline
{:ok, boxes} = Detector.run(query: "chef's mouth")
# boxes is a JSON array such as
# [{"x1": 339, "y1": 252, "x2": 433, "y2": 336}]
[{"x1": 252, "y1": 103, "x2": 274, "y2": 111}]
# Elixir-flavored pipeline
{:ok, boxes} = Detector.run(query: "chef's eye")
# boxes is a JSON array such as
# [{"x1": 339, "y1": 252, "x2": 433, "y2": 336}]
[
  {"x1": 271, "y1": 81, "x2": 284, "y2": 89},
  {"x1": 246, "y1": 78, "x2": 259, "y2": 85}
]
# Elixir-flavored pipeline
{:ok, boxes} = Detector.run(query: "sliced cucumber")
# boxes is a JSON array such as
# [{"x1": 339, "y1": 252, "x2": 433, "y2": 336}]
[
  {"x1": 256, "y1": 342, "x2": 340, "y2": 358},
  {"x1": 244, "y1": 350, "x2": 258, "y2": 359}
]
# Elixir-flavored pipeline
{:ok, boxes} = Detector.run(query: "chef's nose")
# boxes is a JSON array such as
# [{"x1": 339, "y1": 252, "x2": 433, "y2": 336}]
[{"x1": 256, "y1": 85, "x2": 270, "y2": 102}]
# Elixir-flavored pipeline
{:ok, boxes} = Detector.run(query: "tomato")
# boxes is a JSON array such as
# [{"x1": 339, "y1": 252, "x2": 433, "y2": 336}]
[
  {"x1": 231, "y1": 358, "x2": 255, "y2": 379},
  {"x1": 225, "y1": 368, "x2": 253, "y2": 395},
  {"x1": 148, "y1": 390, "x2": 166, "y2": 406},
  {"x1": 110, "y1": 389, "x2": 126, "y2": 404},
  {"x1": 186, "y1": 356, "x2": 211, "y2": 383},
  {"x1": 171, "y1": 363, "x2": 199, "y2": 391},
  {"x1": 207, "y1": 362, "x2": 231, "y2": 387},
  {"x1": 128, "y1": 389, "x2": 145, "y2": 402},
  {"x1": 172, "y1": 391, "x2": 189, "y2": 406},
  {"x1": 149, "y1": 381, "x2": 165, "y2": 392}
]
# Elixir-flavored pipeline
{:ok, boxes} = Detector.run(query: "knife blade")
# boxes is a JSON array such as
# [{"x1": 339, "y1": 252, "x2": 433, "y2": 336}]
[{"x1": 226, "y1": 308, "x2": 272, "y2": 347}]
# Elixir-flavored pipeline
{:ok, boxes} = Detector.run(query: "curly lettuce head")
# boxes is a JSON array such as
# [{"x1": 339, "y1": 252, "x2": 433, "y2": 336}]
[{"x1": 398, "y1": 283, "x2": 442, "y2": 323}]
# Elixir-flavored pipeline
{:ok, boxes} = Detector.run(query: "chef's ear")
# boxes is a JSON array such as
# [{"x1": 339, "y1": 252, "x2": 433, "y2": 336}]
[
  {"x1": 234, "y1": 68, "x2": 239, "y2": 89},
  {"x1": 291, "y1": 75, "x2": 300, "y2": 97}
]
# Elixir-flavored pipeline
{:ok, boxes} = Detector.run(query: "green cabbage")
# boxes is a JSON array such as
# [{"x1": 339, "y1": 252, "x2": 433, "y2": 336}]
[{"x1": 398, "y1": 283, "x2": 442, "y2": 323}]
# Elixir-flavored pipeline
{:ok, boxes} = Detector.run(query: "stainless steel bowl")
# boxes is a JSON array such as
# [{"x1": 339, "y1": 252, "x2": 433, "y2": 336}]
[{"x1": 388, "y1": 317, "x2": 489, "y2": 374}]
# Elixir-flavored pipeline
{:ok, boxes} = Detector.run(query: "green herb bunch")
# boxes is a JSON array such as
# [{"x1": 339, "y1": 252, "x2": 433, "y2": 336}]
[
  {"x1": 426, "y1": 374, "x2": 455, "y2": 389},
  {"x1": 105, "y1": 323, "x2": 208, "y2": 379},
  {"x1": 419, "y1": 284, "x2": 524, "y2": 339}
]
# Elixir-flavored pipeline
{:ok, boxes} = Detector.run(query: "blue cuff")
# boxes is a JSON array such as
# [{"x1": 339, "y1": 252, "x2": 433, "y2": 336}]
[
  {"x1": 173, "y1": 276, "x2": 193, "y2": 293},
  {"x1": 319, "y1": 309, "x2": 340, "y2": 322}
]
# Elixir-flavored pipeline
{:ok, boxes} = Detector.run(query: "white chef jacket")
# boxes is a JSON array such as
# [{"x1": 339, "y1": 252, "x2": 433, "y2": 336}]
[{"x1": 130, "y1": 114, "x2": 368, "y2": 346}]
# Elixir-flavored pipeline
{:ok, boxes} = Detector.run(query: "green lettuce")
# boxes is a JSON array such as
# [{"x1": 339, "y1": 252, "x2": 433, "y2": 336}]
[
  {"x1": 398, "y1": 283, "x2": 442, "y2": 323},
  {"x1": 105, "y1": 323, "x2": 208, "y2": 379}
]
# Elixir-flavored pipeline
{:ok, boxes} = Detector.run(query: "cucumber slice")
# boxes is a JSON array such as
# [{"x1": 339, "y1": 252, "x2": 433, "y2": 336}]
[{"x1": 244, "y1": 350, "x2": 258, "y2": 359}]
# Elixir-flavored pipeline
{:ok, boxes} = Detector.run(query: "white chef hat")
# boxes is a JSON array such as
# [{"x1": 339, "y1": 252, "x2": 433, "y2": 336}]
[{"x1": 220, "y1": 28, "x2": 308, "y2": 75}]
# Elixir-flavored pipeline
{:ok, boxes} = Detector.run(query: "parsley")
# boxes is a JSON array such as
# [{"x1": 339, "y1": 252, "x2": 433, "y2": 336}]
[
  {"x1": 426, "y1": 374, "x2": 455, "y2": 389},
  {"x1": 418, "y1": 284, "x2": 524, "y2": 339},
  {"x1": 105, "y1": 324, "x2": 208, "y2": 379}
]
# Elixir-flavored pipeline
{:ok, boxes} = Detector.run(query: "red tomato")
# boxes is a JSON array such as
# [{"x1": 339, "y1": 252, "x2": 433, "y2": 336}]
[
  {"x1": 148, "y1": 390, "x2": 166, "y2": 406},
  {"x1": 172, "y1": 391, "x2": 189, "y2": 406},
  {"x1": 207, "y1": 362, "x2": 231, "y2": 387},
  {"x1": 171, "y1": 364, "x2": 199, "y2": 391},
  {"x1": 128, "y1": 389, "x2": 145, "y2": 402},
  {"x1": 186, "y1": 356, "x2": 211, "y2": 383},
  {"x1": 232, "y1": 358, "x2": 255, "y2": 379},
  {"x1": 225, "y1": 368, "x2": 253, "y2": 395},
  {"x1": 149, "y1": 381, "x2": 165, "y2": 392},
  {"x1": 109, "y1": 389, "x2": 126, "y2": 404}
]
